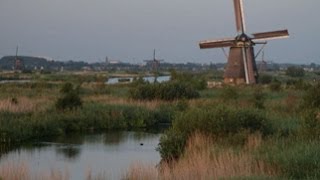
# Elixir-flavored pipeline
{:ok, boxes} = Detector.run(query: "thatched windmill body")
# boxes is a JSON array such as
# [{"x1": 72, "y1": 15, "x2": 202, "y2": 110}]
[{"x1": 199, "y1": 0, "x2": 289, "y2": 84}]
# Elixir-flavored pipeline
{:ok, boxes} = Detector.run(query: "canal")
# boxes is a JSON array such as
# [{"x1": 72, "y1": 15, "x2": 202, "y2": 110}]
[{"x1": 0, "y1": 131, "x2": 161, "y2": 179}]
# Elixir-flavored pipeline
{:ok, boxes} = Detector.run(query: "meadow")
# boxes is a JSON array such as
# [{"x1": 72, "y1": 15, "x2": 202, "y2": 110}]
[{"x1": 0, "y1": 70, "x2": 320, "y2": 179}]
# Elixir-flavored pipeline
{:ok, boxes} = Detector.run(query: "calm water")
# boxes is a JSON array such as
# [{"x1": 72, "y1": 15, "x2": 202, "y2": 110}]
[
  {"x1": 107, "y1": 76, "x2": 170, "y2": 84},
  {"x1": 0, "y1": 131, "x2": 161, "y2": 179}
]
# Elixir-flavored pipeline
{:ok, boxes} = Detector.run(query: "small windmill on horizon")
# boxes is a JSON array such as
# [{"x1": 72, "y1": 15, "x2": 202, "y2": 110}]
[
  {"x1": 144, "y1": 49, "x2": 164, "y2": 82},
  {"x1": 199, "y1": 0, "x2": 289, "y2": 84},
  {"x1": 14, "y1": 46, "x2": 25, "y2": 71}
]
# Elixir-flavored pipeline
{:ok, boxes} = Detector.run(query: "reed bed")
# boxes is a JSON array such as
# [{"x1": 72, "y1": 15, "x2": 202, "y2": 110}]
[
  {"x1": 0, "y1": 161, "x2": 70, "y2": 180},
  {"x1": 124, "y1": 133, "x2": 276, "y2": 180},
  {"x1": 85, "y1": 95, "x2": 166, "y2": 110},
  {"x1": 0, "y1": 97, "x2": 50, "y2": 113}
]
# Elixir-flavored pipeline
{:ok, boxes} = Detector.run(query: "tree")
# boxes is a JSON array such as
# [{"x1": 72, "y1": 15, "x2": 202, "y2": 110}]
[
  {"x1": 56, "y1": 83, "x2": 82, "y2": 110},
  {"x1": 286, "y1": 66, "x2": 305, "y2": 77}
]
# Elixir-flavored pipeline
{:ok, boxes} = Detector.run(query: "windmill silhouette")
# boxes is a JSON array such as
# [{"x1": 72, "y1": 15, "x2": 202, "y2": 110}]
[
  {"x1": 144, "y1": 49, "x2": 164, "y2": 82},
  {"x1": 14, "y1": 46, "x2": 24, "y2": 71},
  {"x1": 199, "y1": 0, "x2": 289, "y2": 84}
]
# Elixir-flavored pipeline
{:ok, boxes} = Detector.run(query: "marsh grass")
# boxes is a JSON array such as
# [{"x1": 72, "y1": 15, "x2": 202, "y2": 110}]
[
  {"x1": 0, "y1": 97, "x2": 50, "y2": 113},
  {"x1": 124, "y1": 133, "x2": 276, "y2": 180},
  {"x1": 0, "y1": 161, "x2": 70, "y2": 180}
]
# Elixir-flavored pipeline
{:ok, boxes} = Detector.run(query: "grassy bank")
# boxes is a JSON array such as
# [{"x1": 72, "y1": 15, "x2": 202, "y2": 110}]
[
  {"x1": 1, "y1": 71, "x2": 320, "y2": 179},
  {"x1": 0, "y1": 103, "x2": 176, "y2": 143}
]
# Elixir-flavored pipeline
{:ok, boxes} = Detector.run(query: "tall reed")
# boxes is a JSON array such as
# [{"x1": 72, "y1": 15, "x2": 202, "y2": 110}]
[{"x1": 124, "y1": 133, "x2": 276, "y2": 180}]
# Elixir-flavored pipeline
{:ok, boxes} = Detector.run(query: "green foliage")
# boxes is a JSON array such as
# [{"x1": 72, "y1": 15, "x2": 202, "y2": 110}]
[
  {"x1": 269, "y1": 79, "x2": 282, "y2": 92},
  {"x1": 252, "y1": 87, "x2": 266, "y2": 109},
  {"x1": 301, "y1": 83, "x2": 320, "y2": 109},
  {"x1": 0, "y1": 104, "x2": 174, "y2": 142},
  {"x1": 220, "y1": 86, "x2": 239, "y2": 101},
  {"x1": 259, "y1": 74, "x2": 273, "y2": 84},
  {"x1": 286, "y1": 79, "x2": 311, "y2": 90},
  {"x1": 300, "y1": 110, "x2": 320, "y2": 140},
  {"x1": 260, "y1": 140, "x2": 320, "y2": 179},
  {"x1": 129, "y1": 81, "x2": 200, "y2": 101},
  {"x1": 55, "y1": 83, "x2": 82, "y2": 110},
  {"x1": 158, "y1": 106, "x2": 273, "y2": 160},
  {"x1": 286, "y1": 66, "x2": 305, "y2": 77},
  {"x1": 170, "y1": 71, "x2": 207, "y2": 90}
]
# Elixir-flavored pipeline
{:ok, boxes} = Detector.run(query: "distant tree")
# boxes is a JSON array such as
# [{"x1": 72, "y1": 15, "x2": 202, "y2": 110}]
[
  {"x1": 286, "y1": 66, "x2": 305, "y2": 77},
  {"x1": 259, "y1": 74, "x2": 273, "y2": 84},
  {"x1": 56, "y1": 83, "x2": 82, "y2": 110}
]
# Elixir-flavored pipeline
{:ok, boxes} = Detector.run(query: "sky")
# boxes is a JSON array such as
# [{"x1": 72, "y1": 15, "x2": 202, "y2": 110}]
[{"x1": 0, "y1": 0, "x2": 319, "y2": 64}]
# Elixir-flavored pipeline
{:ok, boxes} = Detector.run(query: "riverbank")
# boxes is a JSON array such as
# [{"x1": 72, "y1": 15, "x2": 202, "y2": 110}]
[{"x1": 1, "y1": 71, "x2": 320, "y2": 179}]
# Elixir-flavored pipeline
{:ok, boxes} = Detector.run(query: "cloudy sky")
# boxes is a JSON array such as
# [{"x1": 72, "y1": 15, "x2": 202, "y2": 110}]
[{"x1": 0, "y1": 0, "x2": 319, "y2": 64}]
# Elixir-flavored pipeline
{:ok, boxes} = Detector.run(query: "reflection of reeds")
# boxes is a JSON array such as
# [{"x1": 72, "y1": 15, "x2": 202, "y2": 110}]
[
  {"x1": 0, "y1": 161, "x2": 70, "y2": 180},
  {"x1": 0, "y1": 97, "x2": 49, "y2": 113},
  {"x1": 0, "y1": 161, "x2": 29, "y2": 180},
  {"x1": 125, "y1": 133, "x2": 276, "y2": 180}
]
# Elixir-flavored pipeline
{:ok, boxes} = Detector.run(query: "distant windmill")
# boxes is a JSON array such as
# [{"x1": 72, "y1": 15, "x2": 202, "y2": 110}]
[
  {"x1": 258, "y1": 50, "x2": 268, "y2": 72},
  {"x1": 199, "y1": 0, "x2": 289, "y2": 84},
  {"x1": 144, "y1": 49, "x2": 164, "y2": 81},
  {"x1": 14, "y1": 46, "x2": 24, "y2": 71}
]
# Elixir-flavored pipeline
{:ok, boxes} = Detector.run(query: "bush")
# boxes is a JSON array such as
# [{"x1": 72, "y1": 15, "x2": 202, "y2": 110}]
[
  {"x1": 158, "y1": 106, "x2": 273, "y2": 160},
  {"x1": 220, "y1": 86, "x2": 239, "y2": 101},
  {"x1": 260, "y1": 140, "x2": 320, "y2": 179},
  {"x1": 269, "y1": 79, "x2": 281, "y2": 92},
  {"x1": 252, "y1": 87, "x2": 266, "y2": 109},
  {"x1": 259, "y1": 74, "x2": 273, "y2": 84},
  {"x1": 286, "y1": 66, "x2": 305, "y2": 77},
  {"x1": 301, "y1": 83, "x2": 320, "y2": 109},
  {"x1": 129, "y1": 82, "x2": 200, "y2": 101},
  {"x1": 56, "y1": 83, "x2": 83, "y2": 110}
]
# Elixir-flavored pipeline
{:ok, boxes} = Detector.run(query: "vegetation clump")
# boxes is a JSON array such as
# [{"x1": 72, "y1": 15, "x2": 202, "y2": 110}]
[
  {"x1": 129, "y1": 81, "x2": 200, "y2": 101},
  {"x1": 286, "y1": 66, "x2": 305, "y2": 77},
  {"x1": 55, "y1": 83, "x2": 83, "y2": 110},
  {"x1": 158, "y1": 106, "x2": 272, "y2": 160}
]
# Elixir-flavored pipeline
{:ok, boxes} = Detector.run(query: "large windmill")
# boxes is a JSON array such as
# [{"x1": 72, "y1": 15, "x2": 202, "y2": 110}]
[{"x1": 199, "y1": 0, "x2": 289, "y2": 84}]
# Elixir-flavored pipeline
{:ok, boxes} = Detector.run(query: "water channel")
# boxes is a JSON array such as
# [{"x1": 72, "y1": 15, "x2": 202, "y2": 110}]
[
  {"x1": 0, "y1": 131, "x2": 161, "y2": 179},
  {"x1": 106, "y1": 76, "x2": 170, "y2": 84}
]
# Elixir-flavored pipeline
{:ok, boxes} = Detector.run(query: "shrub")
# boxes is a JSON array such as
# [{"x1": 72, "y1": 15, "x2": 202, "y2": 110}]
[
  {"x1": 259, "y1": 74, "x2": 273, "y2": 84},
  {"x1": 269, "y1": 79, "x2": 281, "y2": 92},
  {"x1": 158, "y1": 106, "x2": 273, "y2": 160},
  {"x1": 301, "y1": 83, "x2": 320, "y2": 109},
  {"x1": 260, "y1": 140, "x2": 320, "y2": 179},
  {"x1": 286, "y1": 66, "x2": 305, "y2": 77},
  {"x1": 129, "y1": 82, "x2": 199, "y2": 101},
  {"x1": 55, "y1": 83, "x2": 82, "y2": 110},
  {"x1": 220, "y1": 86, "x2": 239, "y2": 101},
  {"x1": 252, "y1": 87, "x2": 266, "y2": 109}
]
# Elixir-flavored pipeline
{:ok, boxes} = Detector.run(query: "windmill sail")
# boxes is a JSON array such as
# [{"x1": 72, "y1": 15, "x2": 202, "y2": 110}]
[
  {"x1": 252, "y1": 29, "x2": 289, "y2": 41},
  {"x1": 199, "y1": 38, "x2": 235, "y2": 49},
  {"x1": 233, "y1": 0, "x2": 246, "y2": 33},
  {"x1": 198, "y1": 0, "x2": 289, "y2": 85}
]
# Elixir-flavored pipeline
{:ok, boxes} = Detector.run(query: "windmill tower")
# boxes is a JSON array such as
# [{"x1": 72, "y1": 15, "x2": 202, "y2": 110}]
[
  {"x1": 14, "y1": 46, "x2": 24, "y2": 71},
  {"x1": 199, "y1": 0, "x2": 289, "y2": 84},
  {"x1": 144, "y1": 49, "x2": 164, "y2": 75}
]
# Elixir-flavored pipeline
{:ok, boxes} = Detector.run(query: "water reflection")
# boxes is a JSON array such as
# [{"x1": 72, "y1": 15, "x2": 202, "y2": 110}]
[
  {"x1": 103, "y1": 131, "x2": 125, "y2": 145},
  {"x1": 56, "y1": 145, "x2": 81, "y2": 161},
  {"x1": 0, "y1": 131, "x2": 161, "y2": 180}
]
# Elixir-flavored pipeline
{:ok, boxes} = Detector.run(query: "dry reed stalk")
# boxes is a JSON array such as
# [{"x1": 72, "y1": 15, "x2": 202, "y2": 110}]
[
  {"x1": 85, "y1": 95, "x2": 163, "y2": 110},
  {"x1": 0, "y1": 97, "x2": 49, "y2": 113},
  {"x1": 0, "y1": 161, "x2": 30, "y2": 180},
  {"x1": 0, "y1": 161, "x2": 70, "y2": 180},
  {"x1": 124, "y1": 162, "x2": 158, "y2": 180},
  {"x1": 125, "y1": 133, "x2": 277, "y2": 180}
]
